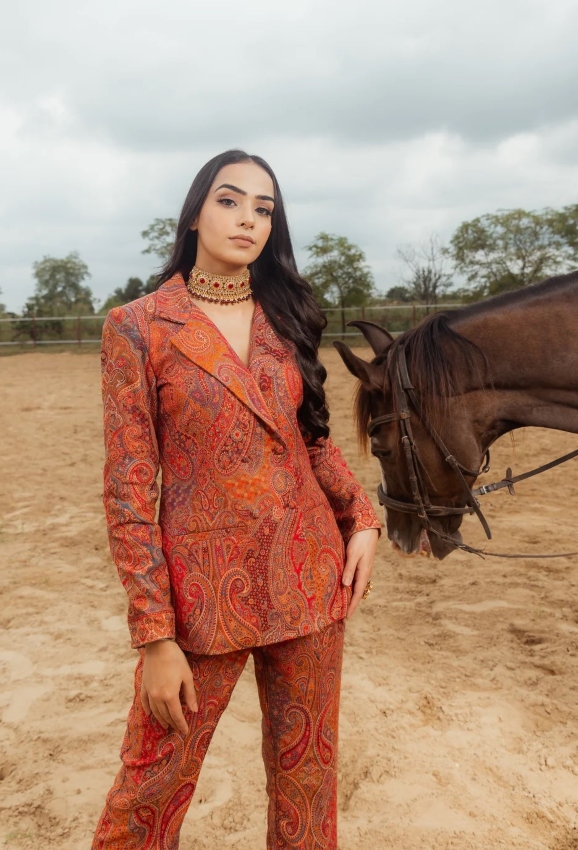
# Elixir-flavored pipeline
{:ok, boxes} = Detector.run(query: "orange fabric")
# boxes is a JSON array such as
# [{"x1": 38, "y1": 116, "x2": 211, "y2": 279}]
[
  {"x1": 92, "y1": 621, "x2": 345, "y2": 850},
  {"x1": 101, "y1": 275, "x2": 380, "y2": 653}
]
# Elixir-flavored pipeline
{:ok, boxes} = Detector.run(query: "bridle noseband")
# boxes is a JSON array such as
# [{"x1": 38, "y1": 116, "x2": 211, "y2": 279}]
[{"x1": 367, "y1": 343, "x2": 578, "y2": 559}]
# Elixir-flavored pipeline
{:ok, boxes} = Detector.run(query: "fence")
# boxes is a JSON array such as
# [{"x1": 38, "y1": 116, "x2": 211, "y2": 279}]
[
  {"x1": 0, "y1": 303, "x2": 463, "y2": 350},
  {"x1": 320, "y1": 303, "x2": 463, "y2": 341},
  {"x1": 0, "y1": 315, "x2": 106, "y2": 348}
]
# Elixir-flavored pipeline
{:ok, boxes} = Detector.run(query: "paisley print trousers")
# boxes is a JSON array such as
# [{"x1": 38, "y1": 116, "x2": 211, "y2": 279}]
[{"x1": 92, "y1": 620, "x2": 345, "y2": 850}]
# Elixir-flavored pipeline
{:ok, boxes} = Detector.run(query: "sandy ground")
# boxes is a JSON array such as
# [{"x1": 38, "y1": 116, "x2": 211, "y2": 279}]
[{"x1": 1, "y1": 349, "x2": 578, "y2": 850}]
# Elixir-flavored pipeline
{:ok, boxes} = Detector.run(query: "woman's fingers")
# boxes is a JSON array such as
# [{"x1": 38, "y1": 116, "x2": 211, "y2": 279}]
[
  {"x1": 141, "y1": 640, "x2": 195, "y2": 734},
  {"x1": 341, "y1": 547, "x2": 359, "y2": 587},
  {"x1": 342, "y1": 528, "x2": 379, "y2": 619},
  {"x1": 140, "y1": 683, "x2": 151, "y2": 716},
  {"x1": 182, "y1": 674, "x2": 198, "y2": 714},
  {"x1": 347, "y1": 557, "x2": 372, "y2": 619},
  {"x1": 146, "y1": 692, "x2": 193, "y2": 736},
  {"x1": 148, "y1": 696, "x2": 170, "y2": 730},
  {"x1": 165, "y1": 697, "x2": 189, "y2": 736},
  {"x1": 147, "y1": 691, "x2": 187, "y2": 734}
]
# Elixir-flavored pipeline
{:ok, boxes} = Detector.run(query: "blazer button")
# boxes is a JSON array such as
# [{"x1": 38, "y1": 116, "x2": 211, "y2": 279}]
[{"x1": 272, "y1": 444, "x2": 284, "y2": 455}]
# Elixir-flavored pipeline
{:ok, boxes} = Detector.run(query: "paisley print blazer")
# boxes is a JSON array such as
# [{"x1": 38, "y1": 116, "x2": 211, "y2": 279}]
[{"x1": 101, "y1": 274, "x2": 381, "y2": 655}]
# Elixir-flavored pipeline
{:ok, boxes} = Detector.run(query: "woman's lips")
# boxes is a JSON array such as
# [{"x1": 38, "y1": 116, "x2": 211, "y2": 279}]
[{"x1": 230, "y1": 236, "x2": 255, "y2": 246}]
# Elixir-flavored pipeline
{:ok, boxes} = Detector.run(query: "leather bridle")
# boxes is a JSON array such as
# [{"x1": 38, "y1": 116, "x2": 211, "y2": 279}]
[{"x1": 367, "y1": 343, "x2": 578, "y2": 559}]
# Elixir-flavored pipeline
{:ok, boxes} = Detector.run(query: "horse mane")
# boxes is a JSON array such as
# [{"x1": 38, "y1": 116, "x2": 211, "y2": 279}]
[
  {"x1": 392, "y1": 311, "x2": 489, "y2": 416},
  {"x1": 354, "y1": 312, "x2": 488, "y2": 450}
]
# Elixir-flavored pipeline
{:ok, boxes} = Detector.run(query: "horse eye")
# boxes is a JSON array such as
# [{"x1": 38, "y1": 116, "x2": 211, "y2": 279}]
[{"x1": 372, "y1": 449, "x2": 391, "y2": 460}]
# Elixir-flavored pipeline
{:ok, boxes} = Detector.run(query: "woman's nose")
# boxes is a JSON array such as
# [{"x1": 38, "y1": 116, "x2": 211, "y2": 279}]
[{"x1": 237, "y1": 201, "x2": 255, "y2": 227}]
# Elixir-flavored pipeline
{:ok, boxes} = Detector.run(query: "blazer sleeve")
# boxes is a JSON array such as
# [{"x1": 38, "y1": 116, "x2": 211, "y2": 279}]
[
  {"x1": 306, "y1": 436, "x2": 382, "y2": 543},
  {"x1": 101, "y1": 306, "x2": 175, "y2": 648}
]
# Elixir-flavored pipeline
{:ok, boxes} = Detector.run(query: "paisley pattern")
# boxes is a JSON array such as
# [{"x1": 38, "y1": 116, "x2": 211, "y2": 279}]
[
  {"x1": 92, "y1": 621, "x2": 345, "y2": 850},
  {"x1": 101, "y1": 274, "x2": 380, "y2": 654}
]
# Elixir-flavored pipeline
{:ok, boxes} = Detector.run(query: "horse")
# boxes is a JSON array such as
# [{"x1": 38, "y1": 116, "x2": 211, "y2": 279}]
[{"x1": 334, "y1": 270, "x2": 578, "y2": 560}]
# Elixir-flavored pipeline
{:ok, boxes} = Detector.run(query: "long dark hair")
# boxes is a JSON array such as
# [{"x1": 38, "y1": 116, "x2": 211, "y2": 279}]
[{"x1": 157, "y1": 149, "x2": 329, "y2": 442}]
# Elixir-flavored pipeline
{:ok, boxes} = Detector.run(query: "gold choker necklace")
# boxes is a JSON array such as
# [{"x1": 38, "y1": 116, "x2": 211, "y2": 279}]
[{"x1": 186, "y1": 266, "x2": 252, "y2": 305}]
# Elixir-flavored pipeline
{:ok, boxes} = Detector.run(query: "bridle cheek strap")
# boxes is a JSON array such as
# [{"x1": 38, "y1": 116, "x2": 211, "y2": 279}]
[{"x1": 369, "y1": 347, "x2": 494, "y2": 540}]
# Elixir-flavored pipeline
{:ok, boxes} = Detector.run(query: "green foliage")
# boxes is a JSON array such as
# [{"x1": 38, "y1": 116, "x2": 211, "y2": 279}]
[
  {"x1": 385, "y1": 285, "x2": 413, "y2": 302},
  {"x1": 24, "y1": 252, "x2": 94, "y2": 316},
  {"x1": 552, "y1": 203, "x2": 578, "y2": 254},
  {"x1": 141, "y1": 218, "x2": 177, "y2": 261},
  {"x1": 448, "y1": 206, "x2": 578, "y2": 299},
  {"x1": 102, "y1": 275, "x2": 158, "y2": 312},
  {"x1": 14, "y1": 252, "x2": 93, "y2": 342},
  {"x1": 304, "y1": 232, "x2": 374, "y2": 307},
  {"x1": 303, "y1": 233, "x2": 374, "y2": 333}
]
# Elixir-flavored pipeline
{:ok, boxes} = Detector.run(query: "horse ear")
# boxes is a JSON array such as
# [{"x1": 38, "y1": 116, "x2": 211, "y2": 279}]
[
  {"x1": 347, "y1": 320, "x2": 395, "y2": 355},
  {"x1": 333, "y1": 340, "x2": 384, "y2": 388}
]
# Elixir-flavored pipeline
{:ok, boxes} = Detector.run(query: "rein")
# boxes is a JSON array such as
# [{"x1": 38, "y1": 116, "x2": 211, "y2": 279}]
[{"x1": 368, "y1": 344, "x2": 578, "y2": 559}]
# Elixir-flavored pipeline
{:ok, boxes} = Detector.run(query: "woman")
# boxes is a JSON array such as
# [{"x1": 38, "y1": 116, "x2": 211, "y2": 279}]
[{"x1": 93, "y1": 149, "x2": 381, "y2": 849}]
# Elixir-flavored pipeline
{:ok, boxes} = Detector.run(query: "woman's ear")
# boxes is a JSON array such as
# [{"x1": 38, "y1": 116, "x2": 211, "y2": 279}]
[{"x1": 189, "y1": 219, "x2": 198, "y2": 232}]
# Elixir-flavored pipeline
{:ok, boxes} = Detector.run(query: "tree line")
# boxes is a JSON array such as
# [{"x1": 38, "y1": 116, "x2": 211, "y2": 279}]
[{"x1": 4, "y1": 204, "x2": 577, "y2": 339}]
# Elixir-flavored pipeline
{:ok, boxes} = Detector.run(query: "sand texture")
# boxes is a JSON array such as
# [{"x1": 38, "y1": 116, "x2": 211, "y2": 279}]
[{"x1": 1, "y1": 349, "x2": 578, "y2": 850}]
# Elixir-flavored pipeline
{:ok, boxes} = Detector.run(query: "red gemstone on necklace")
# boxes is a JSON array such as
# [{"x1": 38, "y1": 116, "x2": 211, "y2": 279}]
[
  {"x1": 199, "y1": 278, "x2": 205, "y2": 284},
  {"x1": 213, "y1": 282, "x2": 220, "y2": 288}
]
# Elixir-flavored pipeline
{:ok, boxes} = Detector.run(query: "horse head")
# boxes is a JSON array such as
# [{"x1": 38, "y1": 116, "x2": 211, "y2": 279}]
[{"x1": 334, "y1": 319, "x2": 488, "y2": 560}]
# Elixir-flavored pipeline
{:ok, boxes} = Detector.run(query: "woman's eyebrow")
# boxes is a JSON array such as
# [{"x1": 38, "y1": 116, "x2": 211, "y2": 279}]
[{"x1": 214, "y1": 183, "x2": 275, "y2": 203}]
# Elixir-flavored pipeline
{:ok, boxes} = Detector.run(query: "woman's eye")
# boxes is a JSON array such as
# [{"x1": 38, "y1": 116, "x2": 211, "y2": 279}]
[
  {"x1": 218, "y1": 198, "x2": 236, "y2": 207},
  {"x1": 256, "y1": 207, "x2": 272, "y2": 217}
]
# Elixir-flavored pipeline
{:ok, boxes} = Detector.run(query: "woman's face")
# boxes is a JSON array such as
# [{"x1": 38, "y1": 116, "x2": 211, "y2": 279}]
[{"x1": 192, "y1": 161, "x2": 275, "y2": 275}]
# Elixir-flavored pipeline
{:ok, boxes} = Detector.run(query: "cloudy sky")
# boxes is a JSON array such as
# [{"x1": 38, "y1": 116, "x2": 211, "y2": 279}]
[{"x1": 1, "y1": 0, "x2": 577, "y2": 312}]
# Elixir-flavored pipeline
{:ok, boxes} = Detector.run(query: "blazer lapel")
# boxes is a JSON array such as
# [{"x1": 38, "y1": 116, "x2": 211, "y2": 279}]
[
  {"x1": 155, "y1": 274, "x2": 195, "y2": 324},
  {"x1": 158, "y1": 276, "x2": 282, "y2": 437}
]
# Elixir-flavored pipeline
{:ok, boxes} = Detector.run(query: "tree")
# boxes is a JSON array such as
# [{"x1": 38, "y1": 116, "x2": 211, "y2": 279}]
[
  {"x1": 141, "y1": 218, "x2": 177, "y2": 261},
  {"x1": 552, "y1": 203, "x2": 578, "y2": 256},
  {"x1": 26, "y1": 252, "x2": 93, "y2": 313},
  {"x1": 17, "y1": 252, "x2": 93, "y2": 341},
  {"x1": 397, "y1": 234, "x2": 453, "y2": 309},
  {"x1": 303, "y1": 233, "x2": 375, "y2": 334},
  {"x1": 448, "y1": 206, "x2": 578, "y2": 299},
  {"x1": 384, "y1": 285, "x2": 413, "y2": 302},
  {"x1": 101, "y1": 275, "x2": 158, "y2": 312}
]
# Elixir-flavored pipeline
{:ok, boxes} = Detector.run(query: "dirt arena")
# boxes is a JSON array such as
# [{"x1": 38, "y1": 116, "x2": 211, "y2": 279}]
[{"x1": 1, "y1": 349, "x2": 578, "y2": 850}]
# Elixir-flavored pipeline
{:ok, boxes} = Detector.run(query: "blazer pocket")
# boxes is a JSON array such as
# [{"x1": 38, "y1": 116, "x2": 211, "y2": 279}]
[{"x1": 165, "y1": 523, "x2": 250, "y2": 568}]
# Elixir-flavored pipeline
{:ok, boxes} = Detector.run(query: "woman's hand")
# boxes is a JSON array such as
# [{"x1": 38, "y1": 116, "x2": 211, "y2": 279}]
[
  {"x1": 141, "y1": 640, "x2": 198, "y2": 735},
  {"x1": 342, "y1": 527, "x2": 379, "y2": 619}
]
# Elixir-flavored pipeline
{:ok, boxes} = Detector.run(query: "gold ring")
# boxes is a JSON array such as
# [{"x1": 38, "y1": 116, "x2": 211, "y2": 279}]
[{"x1": 362, "y1": 580, "x2": 374, "y2": 600}]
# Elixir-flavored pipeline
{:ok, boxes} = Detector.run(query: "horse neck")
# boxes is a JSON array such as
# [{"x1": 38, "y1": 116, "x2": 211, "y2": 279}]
[{"x1": 453, "y1": 289, "x2": 578, "y2": 438}]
